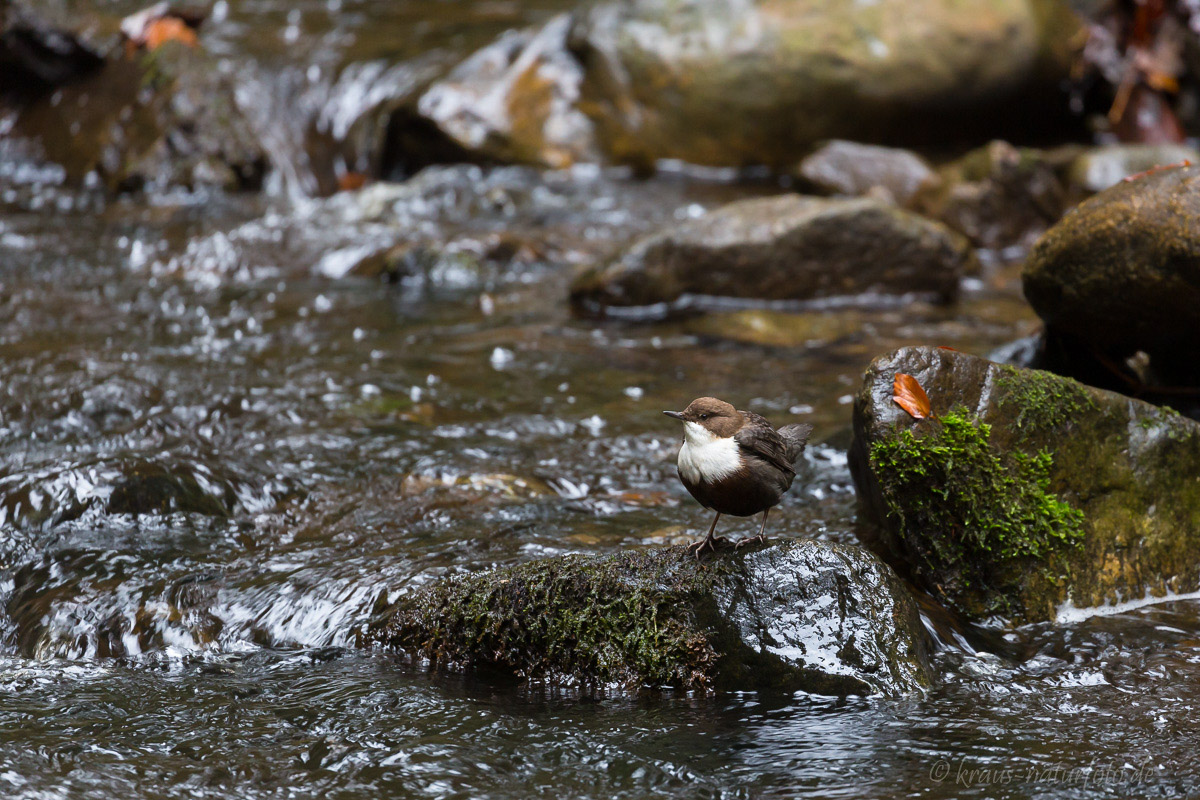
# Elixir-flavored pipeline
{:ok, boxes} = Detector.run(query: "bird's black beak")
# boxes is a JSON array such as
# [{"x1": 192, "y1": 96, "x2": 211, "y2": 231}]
[{"x1": 663, "y1": 411, "x2": 685, "y2": 420}]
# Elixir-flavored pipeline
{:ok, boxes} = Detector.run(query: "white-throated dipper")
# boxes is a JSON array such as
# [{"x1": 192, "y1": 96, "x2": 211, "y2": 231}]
[{"x1": 664, "y1": 397, "x2": 812, "y2": 557}]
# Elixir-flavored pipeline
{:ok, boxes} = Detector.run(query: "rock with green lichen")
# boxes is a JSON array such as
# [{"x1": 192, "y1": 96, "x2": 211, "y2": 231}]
[
  {"x1": 569, "y1": 194, "x2": 972, "y2": 317},
  {"x1": 1022, "y1": 164, "x2": 1200, "y2": 384},
  {"x1": 850, "y1": 346, "x2": 1200, "y2": 625},
  {"x1": 360, "y1": 539, "x2": 933, "y2": 696}
]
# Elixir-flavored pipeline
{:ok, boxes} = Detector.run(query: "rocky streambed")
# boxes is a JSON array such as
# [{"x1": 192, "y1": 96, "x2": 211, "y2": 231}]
[{"x1": 4, "y1": 0, "x2": 1200, "y2": 798}]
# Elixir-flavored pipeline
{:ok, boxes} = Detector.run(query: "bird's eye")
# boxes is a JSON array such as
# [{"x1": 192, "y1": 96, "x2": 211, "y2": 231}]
[{"x1": 699, "y1": 413, "x2": 709, "y2": 420}]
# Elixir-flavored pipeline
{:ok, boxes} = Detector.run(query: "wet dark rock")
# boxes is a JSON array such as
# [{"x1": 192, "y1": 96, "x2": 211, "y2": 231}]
[
  {"x1": 8, "y1": 40, "x2": 266, "y2": 192},
  {"x1": 6, "y1": 552, "x2": 224, "y2": 659},
  {"x1": 569, "y1": 194, "x2": 973, "y2": 317},
  {"x1": 850, "y1": 346, "x2": 1200, "y2": 625},
  {"x1": 362, "y1": 538, "x2": 932, "y2": 696},
  {"x1": 792, "y1": 141, "x2": 935, "y2": 204},
  {"x1": 1066, "y1": 143, "x2": 1200, "y2": 194},
  {"x1": 909, "y1": 140, "x2": 1068, "y2": 250},
  {"x1": 398, "y1": 0, "x2": 1080, "y2": 170},
  {"x1": 106, "y1": 460, "x2": 235, "y2": 517},
  {"x1": 1022, "y1": 163, "x2": 1200, "y2": 384},
  {"x1": 0, "y1": 2, "x2": 104, "y2": 100}
]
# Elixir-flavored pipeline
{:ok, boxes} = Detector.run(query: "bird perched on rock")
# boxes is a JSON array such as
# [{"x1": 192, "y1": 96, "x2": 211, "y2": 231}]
[{"x1": 664, "y1": 397, "x2": 812, "y2": 557}]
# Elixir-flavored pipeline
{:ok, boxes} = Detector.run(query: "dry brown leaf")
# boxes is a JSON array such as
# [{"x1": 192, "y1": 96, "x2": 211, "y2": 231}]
[{"x1": 893, "y1": 373, "x2": 931, "y2": 420}]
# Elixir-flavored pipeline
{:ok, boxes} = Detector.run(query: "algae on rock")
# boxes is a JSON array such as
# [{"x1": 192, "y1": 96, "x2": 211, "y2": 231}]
[
  {"x1": 851, "y1": 346, "x2": 1200, "y2": 624},
  {"x1": 361, "y1": 539, "x2": 933, "y2": 696}
]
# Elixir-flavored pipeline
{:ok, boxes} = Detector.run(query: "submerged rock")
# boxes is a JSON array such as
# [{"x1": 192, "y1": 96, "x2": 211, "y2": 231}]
[
  {"x1": 1022, "y1": 163, "x2": 1200, "y2": 384},
  {"x1": 569, "y1": 194, "x2": 972, "y2": 317},
  {"x1": 850, "y1": 346, "x2": 1200, "y2": 625},
  {"x1": 909, "y1": 140, "x2": 1068, "y2": 250},
  {"x1": 396, "y1": 0, "x2": 1080, "y2": 170},
  {"x1": 0, "y1": 456, "x2": 250, "y2": 529},
  {"x1": 362, "y1": 539, "x2": 933, "y2": 696}
]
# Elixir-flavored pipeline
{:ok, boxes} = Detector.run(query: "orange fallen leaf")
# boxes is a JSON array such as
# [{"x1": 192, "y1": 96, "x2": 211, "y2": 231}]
[
  {"x1": 937, "y1": 345, "x2": 959, "y2": 352},
  {"x1": 893, "y1": 373, "x2": 931, "y2": 420},
  {"x1": 144, "y1": 17, "x2": 198, "y2": 50}
]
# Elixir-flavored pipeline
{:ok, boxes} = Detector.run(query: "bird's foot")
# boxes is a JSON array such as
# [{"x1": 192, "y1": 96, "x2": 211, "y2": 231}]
[
  {"x1": 688, "y1": 535, "x2": 731, "y2": 559},
  {"x1": 735, "y1": 534, "x2": 767, "y2": 550}
]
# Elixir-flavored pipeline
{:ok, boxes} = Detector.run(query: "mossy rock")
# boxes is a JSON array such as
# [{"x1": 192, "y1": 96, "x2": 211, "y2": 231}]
[
  {"x1": 569, "y1": 195, "x2": 972, "y2": 317},
  {"x1": 1022, "y1": 163, "x2": 1200, "y2": 382},
  {"x1": 360, "y1": 539, "x2": 933, "y2": 696},
  {"x1": 850, "y1": 346, "x2": 1200, "y2": 624}
]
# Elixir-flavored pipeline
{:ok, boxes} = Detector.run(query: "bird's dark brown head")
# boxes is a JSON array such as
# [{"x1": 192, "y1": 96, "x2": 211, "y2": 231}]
[{"x1": 663, "y1": 396, "x2": 743, "y2": 437}]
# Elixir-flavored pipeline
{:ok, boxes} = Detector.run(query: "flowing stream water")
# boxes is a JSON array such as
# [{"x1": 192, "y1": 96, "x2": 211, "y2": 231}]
[{"x1": 2, "y1": 2, "x2": 1199, "y2": 798}]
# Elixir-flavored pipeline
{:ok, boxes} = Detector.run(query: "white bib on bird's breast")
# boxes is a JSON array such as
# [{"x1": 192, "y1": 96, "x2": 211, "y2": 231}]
[{"x1": 677, "y1": 422, "x2": 742, "y2": 485}]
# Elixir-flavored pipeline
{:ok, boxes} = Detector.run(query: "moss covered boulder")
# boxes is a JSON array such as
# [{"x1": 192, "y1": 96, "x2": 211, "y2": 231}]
[
  {"x1": 361, "y1": 539, "x2": 932, "y2": 696},
  {"x1": 850, "y1": 346, "x2": 1200, "y2": 625},
  {"x1": 569, "y1": 194, "x2": 972, "y2": 317},
  {"x1": 1022, "y1": 163, "x2": 1200, "y2": 383}
]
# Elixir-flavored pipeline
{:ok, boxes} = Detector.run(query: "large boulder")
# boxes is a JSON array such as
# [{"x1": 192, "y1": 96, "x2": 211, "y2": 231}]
[
  {"x1": 1022, "y1": 163, "x2": 1200, "y2": 383},
  {"x1": 569, "y1": 194, "x2": 973, "y2": 317},
  {"x1": 850, "y1": 346, "x2": 1200, "y2": 625},
  {"x1": 361, "y1": 539, "x2": 933, "y2": 696},
  {"x1": 392, "y1": 0, "x2": 1082, "y2": 170}
]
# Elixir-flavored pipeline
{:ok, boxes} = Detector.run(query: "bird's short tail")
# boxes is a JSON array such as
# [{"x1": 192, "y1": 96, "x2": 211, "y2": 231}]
[{"x1": 778, "y1": 423, "x2": 814, "y2": 464}]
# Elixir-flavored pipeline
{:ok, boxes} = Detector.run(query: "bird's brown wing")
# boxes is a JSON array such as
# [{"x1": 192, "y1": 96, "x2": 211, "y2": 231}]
[{"x1": 734, "y1": 422, "x2": 796, "y2": 479}]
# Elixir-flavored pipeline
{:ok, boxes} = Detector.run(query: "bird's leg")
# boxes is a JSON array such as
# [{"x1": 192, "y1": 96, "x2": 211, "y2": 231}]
[
  {"x1": 737, "y1": 508, "x2": 770, "y2": 549},
  {"x1": 688, "y1": 512, "x2": 729, "y2": 558}
]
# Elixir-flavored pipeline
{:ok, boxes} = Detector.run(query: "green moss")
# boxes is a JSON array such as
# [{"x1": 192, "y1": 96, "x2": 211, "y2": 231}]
[
  {"x1": 995, "y1": 365, "x2": 1097, "y2": 434},
  {"x1": 868, "y1": 408, "x2": 1084, "y2": 615},
  {"x1": 365, "y1": 551, "x2": 721, "y2": 690}
]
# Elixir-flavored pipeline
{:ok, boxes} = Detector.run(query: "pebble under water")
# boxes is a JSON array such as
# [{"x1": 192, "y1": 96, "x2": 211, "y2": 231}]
[{"x1": 2, "y1": 2, "x2": 1200, "y2": 798}]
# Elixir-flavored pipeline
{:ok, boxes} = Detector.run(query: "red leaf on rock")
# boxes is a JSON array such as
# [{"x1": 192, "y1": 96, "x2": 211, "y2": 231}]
[{"x1": 893, "y1": 373, "x2": 931, "y2": 420}]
